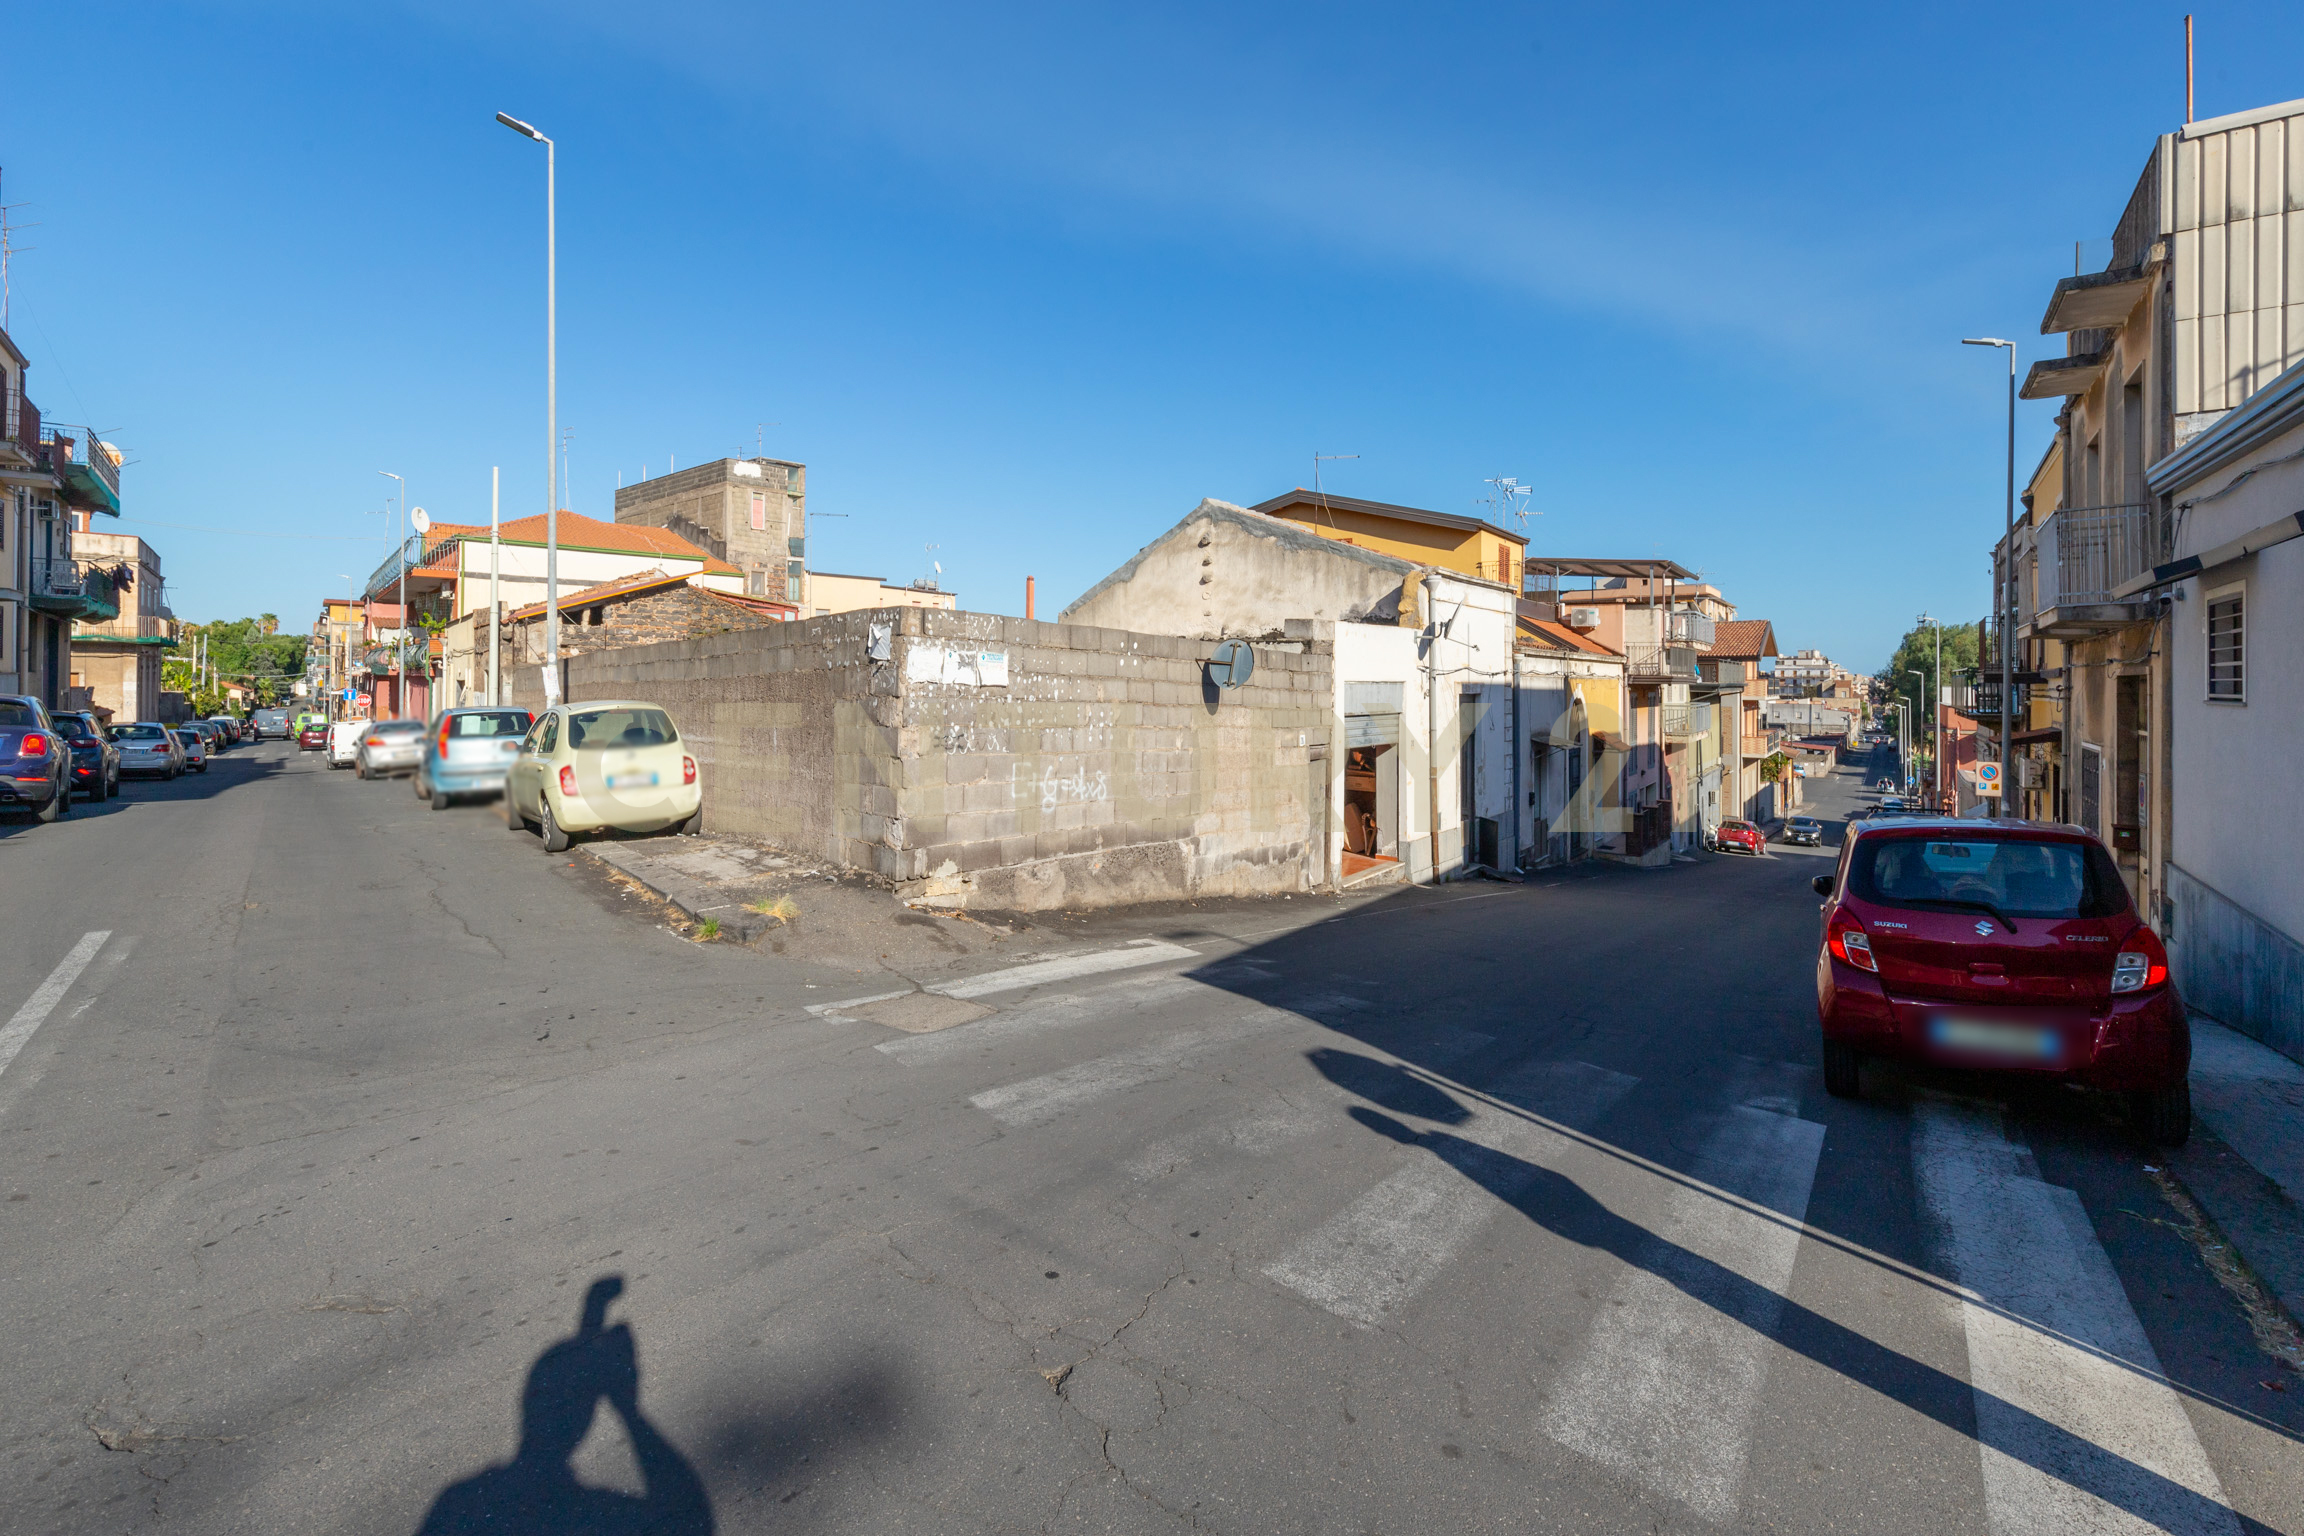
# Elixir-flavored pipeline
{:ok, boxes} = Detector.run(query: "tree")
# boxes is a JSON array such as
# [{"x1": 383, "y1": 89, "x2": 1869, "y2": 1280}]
[{"x1": 1875, "y1": 619, "x2": 1981, "y2": 752}]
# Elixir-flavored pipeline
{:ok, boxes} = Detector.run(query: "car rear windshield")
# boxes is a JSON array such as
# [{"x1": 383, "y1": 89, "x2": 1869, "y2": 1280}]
[
  {"x1": 446, "y1": 711, "x2": 533, "y2": 738},
  {"x1": 567, "y1": 708, "x2": 678, "y2": 750},
  {"x1": 370, "y1": 721, "x2": 424, "y2": 736},
  {"x1": 1849, "y1": 835, "x2": 2128, "y2": 920},
  {"x1": 56, "y1": 718, "x2": 95, "y2": 740},
  {"x1": 0, "y1": 702, "x2": 39, "y2": 727},
  {"x1": 118, "y1": 724, "x2": 168, "y2": 741}
]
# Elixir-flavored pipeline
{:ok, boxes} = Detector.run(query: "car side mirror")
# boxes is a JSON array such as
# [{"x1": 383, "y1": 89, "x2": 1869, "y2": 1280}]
[{"x1": 1811, "y1": 874, "x2": 1834, "y2": 897}]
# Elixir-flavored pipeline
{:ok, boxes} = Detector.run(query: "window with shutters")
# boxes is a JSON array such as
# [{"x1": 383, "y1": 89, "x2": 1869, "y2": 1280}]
[
  {"x1": 2206, "y1": 588, "x2": 2244, "y2": 702},
  {"x1": 749, "y1": 492, "x2": 767, "y2": 532}
]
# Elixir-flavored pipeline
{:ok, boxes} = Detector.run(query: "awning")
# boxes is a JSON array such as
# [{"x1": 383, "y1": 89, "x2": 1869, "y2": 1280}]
[
  {"x1": 2010, "y1": 727, "x2": 2062, "y2": 746},
  {"x1": 2021, "y1": 352, "x2": 2109, "y2": 399}
]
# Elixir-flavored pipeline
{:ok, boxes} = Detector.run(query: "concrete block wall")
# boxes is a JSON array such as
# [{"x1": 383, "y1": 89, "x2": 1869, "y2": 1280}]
[{"x1": 509, "y1": 607, "x2": 1333, "y2": 911}]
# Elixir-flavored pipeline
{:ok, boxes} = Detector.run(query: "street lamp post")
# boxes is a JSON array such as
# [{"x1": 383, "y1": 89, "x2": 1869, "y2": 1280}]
[
  {"x1": 1962, "y1": 337, "x2": 2016, "y2": 817},
  {"x1": 496, "y1": 111, "x2": 559, "y2": 677},
  {"x1": 1916, "y1": 611, "x2": 1943, "y2": 806},
  {"x1": 378, "y1": 470, "x2": 404, "y2": 715},
  {"x1": 1905, "y1": 669, "x2": 1928, "y2": 801}
]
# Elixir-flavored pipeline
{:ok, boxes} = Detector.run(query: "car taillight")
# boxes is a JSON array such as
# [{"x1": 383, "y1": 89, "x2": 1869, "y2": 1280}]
[
  {"x1": 438, "y1": 721, "x2": 454, "y2": 755},
  {"x1": 682, "y1": 756, "x2": 697, "y2": 785},
  {"x1": 2113, "y1": 926, "x2": 2169, "y2": 994},
  {"x1": 559, "y1": 764, "x2": 578, "y2": 796},
  {"x1": 365, "y1": 736, "x2": 384, "y2": 747},
  {"x1": 20, "y1": 733, "x2": 47, "y2": 757},
  {"x1": 1827, "y1": 910, "x2": 1877, "y2": 972}
]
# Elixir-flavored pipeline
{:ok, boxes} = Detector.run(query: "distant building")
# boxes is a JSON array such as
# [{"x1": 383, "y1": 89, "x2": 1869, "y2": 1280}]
[
  {"x1": 69, "y1": 530, "x2": 174, "y2": 722},
  {"x1": 1251, "y1": 488, "x2": 1528, "y2": 588},
  {"x1": 614, "y1": 456, "x2": 806, "y2": 605},
  {"x1": 807, "y1": 571, "x2": 958, "y2": 618}
]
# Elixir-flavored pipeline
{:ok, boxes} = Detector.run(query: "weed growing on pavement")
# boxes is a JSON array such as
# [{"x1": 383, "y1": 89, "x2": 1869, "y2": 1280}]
[
  {"x1": 745, "y1": 895, "x2": 800, "y2": 926},
  {"x1": 696, "y1": 917, "x2": 721, "y2": 941}
]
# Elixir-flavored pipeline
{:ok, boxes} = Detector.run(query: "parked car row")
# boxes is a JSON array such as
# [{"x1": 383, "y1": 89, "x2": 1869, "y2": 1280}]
[
  {"x1": 331, "y1": 700, "x2": 704, "y2": 853},
  {"x1": 0, "y1": 695, "x2": 264, "y2": 823}
]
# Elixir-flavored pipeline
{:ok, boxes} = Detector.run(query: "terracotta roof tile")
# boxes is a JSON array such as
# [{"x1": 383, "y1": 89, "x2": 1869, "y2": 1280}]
[
  {"x1": 456, "y1": 510, "x2": 741, "y2": 575},
  {"x1": 1709, "y1": 619, "x2": 1779, "y2": 660}
]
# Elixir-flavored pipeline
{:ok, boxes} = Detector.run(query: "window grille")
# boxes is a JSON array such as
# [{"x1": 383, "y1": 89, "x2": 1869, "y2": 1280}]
[{"x1": 2207, "y1": 593, "x2": 2244, "y2": 702}]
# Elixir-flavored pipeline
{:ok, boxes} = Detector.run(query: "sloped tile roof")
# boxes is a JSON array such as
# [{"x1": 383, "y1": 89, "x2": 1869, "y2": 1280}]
[
  {"x1": 1708, "y1": 619, "x2": 1779, "y2": 660},
  {"x1": 469, "y1": 510, "x2": 741, "y2": 575}
]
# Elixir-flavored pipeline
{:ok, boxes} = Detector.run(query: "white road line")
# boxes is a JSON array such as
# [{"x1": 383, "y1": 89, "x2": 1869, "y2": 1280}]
[
  {"x1": 1265, "y1": 1060, "x2": 1639, "y2": 1326},
  {"x1": 1913, "y1": 1098, "x2": 2238, "y2": 1536},
  {"x1": 1539, "y1": 1103, "x2": 1825, "y2": 1524},
  {"x1": 0, "y1": 931, "x2": 111, "y2": 1083},
  {"x1": 930, "y1": 939, "x2": 1198, "y2": 1000},
  {"x1": 968, "y1": 1029, "x2": 1227, "y2": 1128},
  {"x1": 805, "y1": 989, "x2": 912, "y2": 1018},
  {"x1": 1126, "y1": 1093, "x2": 1335, "y2": 1181},
  {"x1": 877, "y1": 973, "x2": 1207, "y2": 1064}
]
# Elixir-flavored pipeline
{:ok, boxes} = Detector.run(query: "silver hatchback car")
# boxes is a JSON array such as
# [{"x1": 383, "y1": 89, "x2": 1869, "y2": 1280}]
[
  {"x1": 354, "y1": 719, "x2": 426, "y2": 779},
  {"x1": 416, "y1": 706, "x2": 535, "y2": 809}
]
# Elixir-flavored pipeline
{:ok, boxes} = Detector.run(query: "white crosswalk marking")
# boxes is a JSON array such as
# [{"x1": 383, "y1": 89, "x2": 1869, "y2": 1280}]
[
  {"x1": 930, "y1": 939, "x2": 1198, "y2": 1000},
  {"x1": 1538, "y1": 1103, "x2": 1825, "y2": 1523},
  {"x1": 1264, "y1": 1060, "x2": 1638, "y2": 1325},
  {"x1": 0, "y1": 931, "x2": 110, "y2": 1086},
  {"x1": 969, "y1": 1030, "x2": 1225, "y2": 1127},
  {"x1": 1912, "y1": 1098, "x2": 2239, "y2": 1536},
  {"x1": 876, "y1": 973, "x2": 1205, "y2": 1064},
  {"x1": 1126, "y1": 1094, "x2": 1332, "y2": 1181}
]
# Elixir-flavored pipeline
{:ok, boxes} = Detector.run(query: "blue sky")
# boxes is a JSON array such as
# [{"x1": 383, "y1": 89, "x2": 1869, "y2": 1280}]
[{"x1": 9, "y1": 1, "x2": 2298, "y2": 670}]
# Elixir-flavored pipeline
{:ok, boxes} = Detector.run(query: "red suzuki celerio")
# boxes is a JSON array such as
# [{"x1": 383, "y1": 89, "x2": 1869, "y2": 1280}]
[{"x1": 1812, "y1": 818, "x2": 2189, "y2": 1143}]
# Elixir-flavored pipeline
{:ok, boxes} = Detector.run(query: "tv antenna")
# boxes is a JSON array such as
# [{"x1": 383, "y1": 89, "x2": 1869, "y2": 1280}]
[
  {"x1": 1312, "y1": 452, "x2": 1358, "y2": 529},
  {"x1": 0, "y1": 167, "x2": 38, "y2": 332},
  {"x1": 1478, "y1": 476, "x2": 1536, "y2": 531}
]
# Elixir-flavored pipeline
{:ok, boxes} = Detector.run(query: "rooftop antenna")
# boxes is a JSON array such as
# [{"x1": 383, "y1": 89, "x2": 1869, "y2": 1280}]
[
  {"x1": 0, "y1": 168, "x2": 38, "y2": 332},
  {"x1": 2184, "y1": 14, "x2": 2194, "y2": 124},
  {"x1": 918, "y1": 542, "x2": 941, "y2": 590},
  {"x1": 752, "y1": 422, "x2": 780, "y2": 458},
  {"x1": 1477, "y1": 476, "x2": 1536, "y2": 531},
  {"x1": 1312, "y1": 451, "x2": 1358, "y2": 529}
]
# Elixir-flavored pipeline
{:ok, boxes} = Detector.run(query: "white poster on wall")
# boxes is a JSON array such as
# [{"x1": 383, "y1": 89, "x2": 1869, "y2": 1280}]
[
  {"x1": 904, "y1": 645, "x2": 1009, "y2": 687},
  {"x1": 541, "y1": 664, "x2": 561, "y2": 705}
]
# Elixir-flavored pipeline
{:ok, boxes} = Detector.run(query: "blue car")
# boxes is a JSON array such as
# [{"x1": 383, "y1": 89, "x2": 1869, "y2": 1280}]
[
  {"x1": 416, "y1": 706, "x2": 536, "y2": 809},
  {"x1": 0, "y1": 695, "x2": 72, "y2": 822}
]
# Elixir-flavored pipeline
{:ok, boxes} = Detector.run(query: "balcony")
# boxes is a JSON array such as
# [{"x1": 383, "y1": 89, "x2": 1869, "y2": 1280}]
[
  {"x1": 1662, "y1": 703, "x2": 1714, "y2": 740},
  {"x1": 0, "y1": 385, "x2": 37, "y2": 465},
  {"x1": 2031, "y1": 503, "x2": 2170, "y2": 634},
  {"x1": 1665, "y1": 610, "x2": 1715, "y2": 647},
  {"x1": 1473, "y1": 557, "x2": 1523, "y2": 589},
  {"x1": 38, "y1": 426, "x2": 122, "y2": 513},
  {"x1": 1624, "y1": 644, "x2": 1698, "y2": 682},
  {"x1": 1946, "y1": 678, "x2": 2035, "y2": 723},
  {"x1": 1741, "y1": 733, "x2": 1774, "y2": 759},
  {"x1": 29, "y1": 557, "x2": 121, "y2": 622}
]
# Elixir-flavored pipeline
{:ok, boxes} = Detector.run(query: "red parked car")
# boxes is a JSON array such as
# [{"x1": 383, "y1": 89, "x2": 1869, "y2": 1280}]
[
  {"x1": 1712, "y1": 818, "x2": 1765, "y2": 856},
  {"x1": 1813, "y1": 818, "x2": 2188, "y2": 1142},
  {"x1": 297, "y1": 723, "x2": 328, "y2": 751}
]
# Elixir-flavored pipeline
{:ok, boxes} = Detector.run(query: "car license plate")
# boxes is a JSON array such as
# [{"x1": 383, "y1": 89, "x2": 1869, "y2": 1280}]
[
  {"x1": 608, "y1": 772, "x2": 659, "y2": 789},
  {"x1": 1928, "y1": 1017, "x2": 2060, "y2": 1061}
]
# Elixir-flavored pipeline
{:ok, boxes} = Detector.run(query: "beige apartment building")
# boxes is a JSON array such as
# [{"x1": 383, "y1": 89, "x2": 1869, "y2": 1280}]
[
  {"x1": 70, "y1": 529, "x2": 174, "y2": 721},
  {"x1": 1998, "y1": 93, "x2": 2304, "y2": 932},
  {"x1": 806, "y1": 571, "x2": 958, "y2": 618}
]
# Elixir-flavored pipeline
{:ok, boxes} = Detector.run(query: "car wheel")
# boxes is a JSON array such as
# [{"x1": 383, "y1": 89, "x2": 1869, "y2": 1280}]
[
  {"x1": 355, "y1": 759, "x2": 367, "y2": 780},
  {"x1": 678, "y1": 807, "x2": 703, "y2": 836},
  {"x1": 505, "y1": 794, "x2": 528, "y2": 834},
  {"x1": 415, "y1": 773, "x2": 430, "y2": 800},
  {"x1": 539, "y1": 798, "x2": 570, "y2": 853},
  {"x1": 1822, "y1": 1038, "x2": 1862, "y2": 1099},
  {"x1": 430, "y1": 786, "x2": 451, "y2": 811},
  {"x1": 34, "y1": 789, "x2": 61, "y2": 824},
  {"x1": 2132, "y1": 1081, "x2": 2191, "y2": 1146}
]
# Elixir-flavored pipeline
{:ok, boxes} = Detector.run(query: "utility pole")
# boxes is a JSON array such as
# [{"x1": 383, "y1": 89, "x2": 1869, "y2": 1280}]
[{"x1": 489, "y1": 466, "x2": 502, "y2": 706}]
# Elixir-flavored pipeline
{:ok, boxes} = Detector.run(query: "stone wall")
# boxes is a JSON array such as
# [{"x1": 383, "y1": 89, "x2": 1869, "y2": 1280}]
[{"x1": 507, "y1": 607, "x2": 1333, "y2": 911}]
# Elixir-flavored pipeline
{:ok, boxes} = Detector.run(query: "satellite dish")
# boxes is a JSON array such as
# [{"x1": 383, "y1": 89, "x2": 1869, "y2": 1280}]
[
  {"x1": 410, "y1": 507, "x2": 431, "y2": 534},
  {"x1": 1206, "y1": 639, "x2": 1256, "y2": 689}
]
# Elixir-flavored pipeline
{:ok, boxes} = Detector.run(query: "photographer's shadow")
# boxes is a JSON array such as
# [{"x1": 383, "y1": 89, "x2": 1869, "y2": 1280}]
[{"x1": 418, "y1": 1276, "x2": 714, "y2": 1535}]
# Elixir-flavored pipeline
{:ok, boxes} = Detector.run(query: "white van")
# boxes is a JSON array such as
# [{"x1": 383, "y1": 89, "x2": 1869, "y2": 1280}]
[{"x1": 326, "y1": 719, "x2": 366, "y2": 769}]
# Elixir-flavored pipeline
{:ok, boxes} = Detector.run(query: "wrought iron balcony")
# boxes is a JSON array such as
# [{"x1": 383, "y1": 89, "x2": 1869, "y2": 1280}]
[
  {"x1": 39, "y1": 426, "x2": 122, "y2": 511},
  {"x1": 0, "y1": 385, "x2": 37, "y2": 462},
  {"x1": 1624, "y1": 644, "x2": 1698, "y2": 682},
  {"x1": 1662, "y1": 703, "x2": 1714, "y2": 740},
  {"x1": 2030, "y1": 502, "x2": 2170, "y2": 632},
  {"x1": 30, "y1": 557, "x2": 121, "y2": 621}
]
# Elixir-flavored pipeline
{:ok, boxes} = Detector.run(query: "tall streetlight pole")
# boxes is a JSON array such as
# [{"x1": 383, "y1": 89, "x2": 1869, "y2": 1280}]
[
  {"x1": 1905, "y1": 669, "x2": 1929, "y2": 801},
  {"x1": 378, "y1": 470, "x2": 404, "y2": 715},
  {"x1": 1916, "y1": 611, "x2": 1943, "y2": 805},
  {"x1": 1962, "y1": 337, "x2": 2016, "y2": 817},
  {"x1": 496, "y1": 111, "x2": 559, "y2": 678}
]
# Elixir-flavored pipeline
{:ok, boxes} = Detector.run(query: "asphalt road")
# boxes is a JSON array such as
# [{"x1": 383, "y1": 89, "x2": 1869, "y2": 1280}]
[{"x1": 3, "y1": 737, "x2": 2298, "y2": 1534}]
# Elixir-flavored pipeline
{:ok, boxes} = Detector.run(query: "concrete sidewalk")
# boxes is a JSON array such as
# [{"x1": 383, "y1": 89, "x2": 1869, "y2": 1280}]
[{"x1": 2168, "y1": 1018, "x2": 2304, "y2": 1340}]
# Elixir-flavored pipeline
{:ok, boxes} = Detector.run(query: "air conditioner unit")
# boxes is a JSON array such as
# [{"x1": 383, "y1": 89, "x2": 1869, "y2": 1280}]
[{"x1": 1567, "y1": 607, "x2": 1601, "y2": 630}]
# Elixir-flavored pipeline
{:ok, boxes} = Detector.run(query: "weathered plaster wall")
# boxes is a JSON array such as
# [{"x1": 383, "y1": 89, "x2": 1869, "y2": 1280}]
[{"x1": 508, "y1": 607, "x2": 1333, "y2": 911}]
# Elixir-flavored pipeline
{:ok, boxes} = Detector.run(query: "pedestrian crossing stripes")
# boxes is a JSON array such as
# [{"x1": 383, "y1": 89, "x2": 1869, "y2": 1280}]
[
  {"x1": 1537, "y1": 1102, "x2": 1825, "y2": 1522},
  {"x1": 1263, "y1": 1060, "x2": 1638, "y2": 1326},
  {"x1": 1912, "y1": 1098, "x2": 2239, "y2": 1536},
  {"x1": 969, "y1": 1029, "x2": 1229, "y2": 1128}
]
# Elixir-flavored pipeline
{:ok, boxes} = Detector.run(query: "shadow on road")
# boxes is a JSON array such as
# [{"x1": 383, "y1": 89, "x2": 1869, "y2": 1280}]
[
  {"x1": 1327, "y1": 1060, "x2": 2282, "y2": 1536},
  {"x1": 416, "y1": 1276, "x2": 715, "y2": 1536}
]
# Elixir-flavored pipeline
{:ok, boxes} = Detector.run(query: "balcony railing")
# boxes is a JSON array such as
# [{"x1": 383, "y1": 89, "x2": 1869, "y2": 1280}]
[
  {"x1": 1741, "y1": 733, "x2": 1774, "y2": 758},
  {"x1": 1474, "y1": 557, "x2": 1523, "y2": 588},
  {"x1": 30, "y1": 557, "x2": 121, "y2": 621},
  {"x1": 1624, "y1": 644, "x2": 1698, "y2": 682},
  {"x1": 1662, "y1": 703, "x2": 1714, "y2": 740},
  {"x1": 1666, "y1": 610, "x2": 1715, "y2": 647},
  {"x1": 1, "y1": 385, "x2": 37, "y2": 457},
  {"x1": 39, "y1": 425, "x2": 122, "y2": 504},
  {"x1": 2036, "y1": 502, "x2": 2170, "y2": 617}
]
